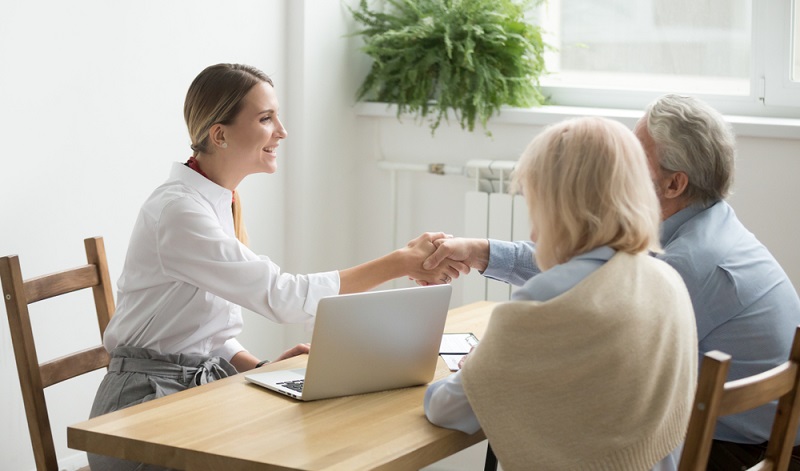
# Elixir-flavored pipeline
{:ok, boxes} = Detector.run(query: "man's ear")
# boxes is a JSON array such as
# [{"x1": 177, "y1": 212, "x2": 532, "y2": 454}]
[{"x1": 663, "y1": 171, "x2": 689, "y2": 199}]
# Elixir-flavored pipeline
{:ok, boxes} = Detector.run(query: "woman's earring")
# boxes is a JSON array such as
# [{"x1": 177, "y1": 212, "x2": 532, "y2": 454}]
[{"x1": 221, "y1": 142, "x2": 228, "y2": 149}]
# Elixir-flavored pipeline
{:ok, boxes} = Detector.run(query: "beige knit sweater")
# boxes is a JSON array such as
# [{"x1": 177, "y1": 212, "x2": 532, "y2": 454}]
[{"x1": 461, "y1": 252, "x2": 698, "y2": 471}]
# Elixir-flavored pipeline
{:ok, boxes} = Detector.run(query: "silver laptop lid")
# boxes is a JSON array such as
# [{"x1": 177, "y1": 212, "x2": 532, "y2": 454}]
[{"x1": 300, "y1": 284, "x2": 452, "y2": 401}]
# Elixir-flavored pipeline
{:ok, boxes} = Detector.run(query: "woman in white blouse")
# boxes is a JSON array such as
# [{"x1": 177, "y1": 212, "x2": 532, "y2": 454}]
[{"x1": 89, "y1": 63, "x2": 462, "y2": 471}]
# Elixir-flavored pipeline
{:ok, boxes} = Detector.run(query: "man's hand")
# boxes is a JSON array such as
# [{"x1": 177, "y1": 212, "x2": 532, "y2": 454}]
[
  {"x1": 422, "y1": 237, "x2": 490, "y2": 273},
  {"x1": 403, "y1": 232, "x2": 470, "y2": 285}
]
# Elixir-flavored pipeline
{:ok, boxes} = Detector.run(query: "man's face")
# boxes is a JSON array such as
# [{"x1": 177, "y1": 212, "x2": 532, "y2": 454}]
[
  {"x1": 634, "y1": 120, "x2": 667, "y2": 202},
  {"x1": 634, "y1": 121, "x2": 661, "y2": 184}
]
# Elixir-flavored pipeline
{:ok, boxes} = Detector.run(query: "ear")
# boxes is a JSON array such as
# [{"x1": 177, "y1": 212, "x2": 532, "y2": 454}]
[
  {"x1": 663, "y1": 171, "x2": 689, "y2": 199},
  {"x1": 209, "y1": 124, "x2": 227, "y2": 149}
]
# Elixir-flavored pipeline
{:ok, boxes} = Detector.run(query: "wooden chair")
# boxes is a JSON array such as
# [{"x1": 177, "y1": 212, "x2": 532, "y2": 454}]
[
  {"x1": 679, "y1": 326, "x2": 800, "y2": 471},
  {"x1": 1, "y1": 236, "x2": 115, "y2": 471}
]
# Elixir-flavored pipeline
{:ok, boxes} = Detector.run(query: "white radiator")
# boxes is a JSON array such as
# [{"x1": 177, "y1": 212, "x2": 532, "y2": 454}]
[{"x1": 462, "y1": 160, "x2": 529, "y2": 305}]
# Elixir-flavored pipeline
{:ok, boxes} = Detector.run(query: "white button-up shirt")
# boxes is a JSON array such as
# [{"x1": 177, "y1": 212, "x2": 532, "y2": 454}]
[{"x1": 103, "y1": 163, "x2": 340, "y2": 360}]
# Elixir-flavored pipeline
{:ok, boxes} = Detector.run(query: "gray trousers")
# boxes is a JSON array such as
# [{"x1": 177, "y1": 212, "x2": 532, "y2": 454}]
[{"x1": 88, "y1": 346, "x2": 237, "y2": 471}]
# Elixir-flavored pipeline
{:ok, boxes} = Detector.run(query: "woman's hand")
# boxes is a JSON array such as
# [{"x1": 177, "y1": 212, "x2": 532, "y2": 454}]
[
  {"x1": 403, "y1": 232, "x2": 470, "y2": 285},
  {"x1": 272, "y1": 343, "x2": 311, "y2": 363}
]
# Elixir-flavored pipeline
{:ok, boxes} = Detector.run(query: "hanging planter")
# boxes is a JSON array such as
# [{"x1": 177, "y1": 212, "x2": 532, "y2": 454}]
[{"x1": 350, "y1": 0, "x2": 549, "y2": 134}]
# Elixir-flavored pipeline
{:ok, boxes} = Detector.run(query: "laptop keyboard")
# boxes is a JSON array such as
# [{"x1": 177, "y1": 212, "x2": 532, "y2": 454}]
[{"x1": 278, "y1": 379, "x2": 304, "y2": 393}]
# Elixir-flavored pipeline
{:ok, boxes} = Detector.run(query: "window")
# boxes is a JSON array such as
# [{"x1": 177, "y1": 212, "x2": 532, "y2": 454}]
[
  {"x1": 535, "y1": 0, "x2": 800, "y2": 118},
  {"x1": 795, "y1": 0, "x2": 800, "y2": 81}
]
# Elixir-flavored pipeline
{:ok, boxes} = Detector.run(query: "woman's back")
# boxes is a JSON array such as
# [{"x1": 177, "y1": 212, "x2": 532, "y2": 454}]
[{"x1": 461, "y1": 251, "x2": 697, "y2": 470}]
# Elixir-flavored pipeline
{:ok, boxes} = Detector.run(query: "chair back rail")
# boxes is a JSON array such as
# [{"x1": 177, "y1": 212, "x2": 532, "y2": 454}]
[
  {"x1": 678, "y1": 326, "x2": 800, "y2": 471},
  {"x1": 0, "y1": 236, "x2": 114, "y2": 471}
]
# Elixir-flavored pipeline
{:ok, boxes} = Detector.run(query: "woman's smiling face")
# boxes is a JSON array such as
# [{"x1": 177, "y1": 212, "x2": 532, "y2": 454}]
[{"x1": 222, "y1": 81, "x2": 287, "y2": 176}]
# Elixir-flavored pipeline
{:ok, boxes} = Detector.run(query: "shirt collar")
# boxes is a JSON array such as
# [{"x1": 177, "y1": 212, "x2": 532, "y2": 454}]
[
  {"x1": 660, "y1": 200, "x2": 719, "y2": 245},
  {"x1": 169, "y1": 162, "x2": 233, "y2": 209},
  {"x1": 572, "y1": 245, "x2": 616, "y2": 263}
]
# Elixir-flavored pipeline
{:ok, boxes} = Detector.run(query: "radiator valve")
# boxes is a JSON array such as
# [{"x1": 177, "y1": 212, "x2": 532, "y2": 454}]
[{"x1": 428, "y1": 163, "x2": 446, "y2": 175}]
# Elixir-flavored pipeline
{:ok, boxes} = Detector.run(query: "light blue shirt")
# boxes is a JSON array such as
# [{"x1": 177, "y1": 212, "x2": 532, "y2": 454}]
[
  {"x1": 482, "y1": 200, "x2": 800, "y2": 444},
  {"x1": 424, "y1": 246, "x2": 681, "y2": 470}
]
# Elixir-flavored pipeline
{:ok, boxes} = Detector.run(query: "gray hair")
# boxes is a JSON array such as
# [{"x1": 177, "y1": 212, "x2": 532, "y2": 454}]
[{"x1": 643, "y1": 94, "x2": 736, "y2": 204}]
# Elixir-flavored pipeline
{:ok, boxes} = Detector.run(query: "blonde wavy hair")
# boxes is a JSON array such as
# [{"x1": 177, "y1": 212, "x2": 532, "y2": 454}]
[
  {"x1": 184, "y1": 63, "x2": 273, "y2": 245},
  {"x1": 513, "y1": 117, "x2": 662, "y2": 271}
]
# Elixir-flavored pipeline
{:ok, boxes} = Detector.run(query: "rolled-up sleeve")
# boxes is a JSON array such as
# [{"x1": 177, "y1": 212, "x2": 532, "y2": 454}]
[
  {"x1": 483, "y1": 240, "x2": 540, "y2": 287},
  {"x1": 212, "y1": 337, "x2": 246, "y2": 362}
]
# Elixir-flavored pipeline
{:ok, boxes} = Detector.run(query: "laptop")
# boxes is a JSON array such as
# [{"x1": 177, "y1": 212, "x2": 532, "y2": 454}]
[{"x1": 245, "y1": 284, "x2": 452, "y2": 401}]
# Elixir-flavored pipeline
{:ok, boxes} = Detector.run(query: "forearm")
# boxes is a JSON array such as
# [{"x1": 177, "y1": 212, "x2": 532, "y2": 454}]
[
  {"x1": 230, "y1": 350, "x2": 260, "y2": 372},
  {"x1": 338, "y1": 250, "x2": 406, "y2": 294},
  {"x1": 483, "y1": 240, "x2": 539, "y2": 286},
  {"x1": 468, "y1": 238, "x2": 490, "y2": 272}
]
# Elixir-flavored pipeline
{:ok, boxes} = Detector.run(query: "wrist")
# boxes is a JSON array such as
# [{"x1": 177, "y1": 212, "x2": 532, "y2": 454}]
[
  {"x1": 255, "y1": 359, "x2": 269, "y2": 368},
  {"x1": 390, "y1": 247, "x2": 413, "y2": 279},
  {"x1": 473, "y1": 239, "x2": 490, "y2": 272}
]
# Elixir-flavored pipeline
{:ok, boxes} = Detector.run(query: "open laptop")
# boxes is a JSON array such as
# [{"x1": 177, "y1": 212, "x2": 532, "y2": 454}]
[{"x1": 245, "y1": 284, "x2": 452, "y2": 401}]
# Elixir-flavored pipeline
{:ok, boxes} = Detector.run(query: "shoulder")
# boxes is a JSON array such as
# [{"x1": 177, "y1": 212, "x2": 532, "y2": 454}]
[
  {"x1": 516, "y1": 247, "x2": 610, "y2": 301},
  {"x1": 143, "y1": 182, "x2": 215, "y2": 230}
]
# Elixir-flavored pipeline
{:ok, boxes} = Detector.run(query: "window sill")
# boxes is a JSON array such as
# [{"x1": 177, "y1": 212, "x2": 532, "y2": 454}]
[{"x1": 354, "y1": 102, "x2": 800, "y2": 141}]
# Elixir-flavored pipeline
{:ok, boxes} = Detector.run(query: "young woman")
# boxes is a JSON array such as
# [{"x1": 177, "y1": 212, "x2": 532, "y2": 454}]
[
  {"x1": 424, "y1": 117, "x2": 698, "y2": 470},
  {"x1": 89, "y1": 63, "x2": 462, "y2": 471}
]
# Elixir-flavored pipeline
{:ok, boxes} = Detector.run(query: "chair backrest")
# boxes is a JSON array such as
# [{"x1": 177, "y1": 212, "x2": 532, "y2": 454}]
[
  {"x1": 0, "y1": 236, "x2": 115, "y2": 471},
  {"x1": 679, "y1": 325, "x2": 800, "y2": 471}
]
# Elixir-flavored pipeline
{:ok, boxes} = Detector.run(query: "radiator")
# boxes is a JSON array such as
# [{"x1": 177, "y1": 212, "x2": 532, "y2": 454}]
[{"x1": 462, "y1": 160, "x2": 529, "y2": 305}]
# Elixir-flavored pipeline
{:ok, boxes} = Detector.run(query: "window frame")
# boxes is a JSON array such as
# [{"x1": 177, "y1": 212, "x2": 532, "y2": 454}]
[
  {"x1": 537, "y1": 0, "x2": 800, "y2": 119},
  {"x1": 761, "y1": 0, "x2": 800, "y2": 107}
]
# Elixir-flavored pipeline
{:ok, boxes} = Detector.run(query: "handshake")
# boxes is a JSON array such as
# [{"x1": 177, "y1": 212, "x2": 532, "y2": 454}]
[{"x1": 401, "y1": 233, "x2": 491, "y2": 286}]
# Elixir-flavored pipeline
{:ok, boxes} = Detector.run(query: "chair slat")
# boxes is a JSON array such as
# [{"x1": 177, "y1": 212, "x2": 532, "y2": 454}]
[
  {"x1": 1, "y1": 237, "x2": 115, "y2": 471},
  {"x1": 24, "y1": 265, "x2": 99, "y2": 304},
  {"x1": 40, "y1": 346, "x2": 110, "y2": 389},
  {"x1": 721, "y1": 363, "x2": 797, "y2": 416},
  {"x1": 679, "y1": 326, "x2": 800, "y2": 471}
]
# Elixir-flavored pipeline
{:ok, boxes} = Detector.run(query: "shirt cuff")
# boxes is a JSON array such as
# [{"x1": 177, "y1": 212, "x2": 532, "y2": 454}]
[
  {"x1": 484, "y1": 239, "x2": 519, "y2": 281},
  {"x1": 303, "y1": 270, "x2": 340, "y2": 315}
]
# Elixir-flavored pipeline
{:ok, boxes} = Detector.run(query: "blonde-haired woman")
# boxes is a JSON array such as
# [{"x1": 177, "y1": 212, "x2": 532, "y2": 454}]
[
  {"x1": 424, "y1": 117, "x2": 698, "y2": 470},
  {"x1": 89, "y1": 63, "x2": 463, "y2": 471}
]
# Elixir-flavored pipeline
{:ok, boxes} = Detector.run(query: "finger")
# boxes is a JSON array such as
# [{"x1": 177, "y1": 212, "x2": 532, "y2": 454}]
[
  {"x1": 441, "y1": 261, "x2": 469, "y2": 278},
  {"x1": 444, "y1": 266, "x2": 461, "y2": 280},
  {"x1": 426, "y1": 232, "x2": 451, "y2": 242},
  {"x1": 423, "y1": 244, "x2": 450, "y2": 270}
]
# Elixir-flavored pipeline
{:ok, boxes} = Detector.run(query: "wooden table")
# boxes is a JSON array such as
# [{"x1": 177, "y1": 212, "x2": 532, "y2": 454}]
[{"x1": 68, "y1": 301, "x2": 497, "y2": 470}]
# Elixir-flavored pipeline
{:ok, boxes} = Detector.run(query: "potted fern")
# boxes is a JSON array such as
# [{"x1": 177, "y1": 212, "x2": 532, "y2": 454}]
[{"x1": 350, "y1": 0, "x2": 548, "y2": 134}]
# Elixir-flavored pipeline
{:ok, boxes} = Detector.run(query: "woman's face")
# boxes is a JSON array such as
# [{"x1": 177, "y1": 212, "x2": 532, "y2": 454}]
[{"x1": 222, "y1": 81, "x2": 287, "y2": 175}]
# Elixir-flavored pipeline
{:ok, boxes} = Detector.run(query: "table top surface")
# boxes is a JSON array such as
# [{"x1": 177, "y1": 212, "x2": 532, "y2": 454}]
[{"x1": 68, "y1": 301, "x2": 496, "y2": 471}]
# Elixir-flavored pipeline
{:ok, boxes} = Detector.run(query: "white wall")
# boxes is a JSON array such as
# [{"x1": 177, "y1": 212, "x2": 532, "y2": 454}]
[
  {"x1": 2, "y1": 1, "x2": 799, "y2": 471},
  {"x1": 0, "y1": 1, "x2": 290, "y2": 469},
  {"x1": 349, "y1": 116, "x2": 800, "y2": 306}
]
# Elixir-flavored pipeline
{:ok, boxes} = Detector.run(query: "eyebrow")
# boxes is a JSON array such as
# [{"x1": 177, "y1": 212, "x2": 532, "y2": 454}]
[{"x1": 258, "y1": 109, "x2": 276, "y2": 115}]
